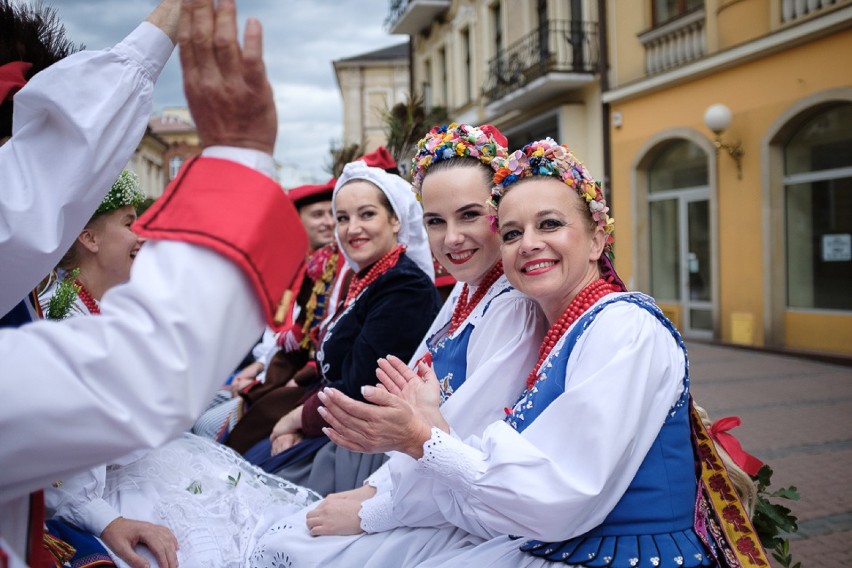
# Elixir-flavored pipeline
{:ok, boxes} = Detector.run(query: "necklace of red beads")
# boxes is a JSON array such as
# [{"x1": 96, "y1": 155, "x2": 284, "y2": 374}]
[
  {"x1": 75, "y1": 278, "x2": 101, "y2": 315},
  {"x1": 521, "y1": 278, "x2": 619, "y2": 393},
  {"x1": 448, "y1": 261, "x2": 504, "y2": 335},
  {"x1": 343, "y1": 245, "x2": 405, "y2": 308}
]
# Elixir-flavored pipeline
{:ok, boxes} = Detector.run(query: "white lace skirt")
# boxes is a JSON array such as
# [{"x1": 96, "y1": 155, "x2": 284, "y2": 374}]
[{"x1": 102, "y1": 433, "x2": 320, "y2": 567}]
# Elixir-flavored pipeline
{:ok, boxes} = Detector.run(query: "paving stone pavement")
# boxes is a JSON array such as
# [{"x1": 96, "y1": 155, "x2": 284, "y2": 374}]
[{"x1": 686, "y1": 341, "x2": 852, "y2": 568}]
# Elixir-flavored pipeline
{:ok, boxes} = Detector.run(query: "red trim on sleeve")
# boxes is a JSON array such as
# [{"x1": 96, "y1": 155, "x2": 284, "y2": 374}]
[{"x1": 134, "y1": 157, "x2": 308, "y2": 330}]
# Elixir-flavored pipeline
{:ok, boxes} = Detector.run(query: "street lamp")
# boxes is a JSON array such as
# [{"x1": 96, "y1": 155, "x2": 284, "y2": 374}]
[{"x1": 704, "y1": 103, "x2": 744, "y2": 180}]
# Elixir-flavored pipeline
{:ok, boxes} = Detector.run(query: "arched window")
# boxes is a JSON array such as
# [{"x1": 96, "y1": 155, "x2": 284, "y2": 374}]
[{"x1": 784, "y1": 103, "x2": 852, "y2": 311}]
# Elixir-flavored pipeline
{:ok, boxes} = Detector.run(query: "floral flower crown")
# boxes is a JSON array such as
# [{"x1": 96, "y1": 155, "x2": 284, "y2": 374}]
[
  {"x1": 410, "y1": 122, "x2": 509, "y2": 199},
  {"x1": 488, "y1": 138, "x2": 615, "y2": 257},
  {"x1": 95, "y1": 169, "x2": 146, "y2": 216}
]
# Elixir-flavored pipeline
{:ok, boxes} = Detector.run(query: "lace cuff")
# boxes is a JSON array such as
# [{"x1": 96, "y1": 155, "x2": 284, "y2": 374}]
[
  {"x1": 359, "y1": 489, "x2": 398, "y2": 533},
  {"x1": 416, "y1": 427, "x2": 485, "y2": 490}
]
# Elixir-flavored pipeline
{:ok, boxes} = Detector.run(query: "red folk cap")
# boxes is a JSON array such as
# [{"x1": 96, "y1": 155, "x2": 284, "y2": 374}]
[
  {"x1": 287, "y1": 177, "x2": 336, "y2": 208},
  {"x1": 357, "y1": 146, "x2": 397, "y2": 172}
]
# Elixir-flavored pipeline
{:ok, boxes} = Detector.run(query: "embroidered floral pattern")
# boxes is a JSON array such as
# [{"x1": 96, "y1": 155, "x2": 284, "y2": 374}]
[{"x1": 692, "y1": 404, "x2": 771, "y2": 567}]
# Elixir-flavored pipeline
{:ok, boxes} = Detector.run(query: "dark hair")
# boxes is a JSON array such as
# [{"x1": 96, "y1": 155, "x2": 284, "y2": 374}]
[
  {"x1": 295, "y1": 193, "x2": 333, "y2": 211},
  {"x1": 421, "y1": 156, "x2": 493, "y2": 192},
  {"x1": 1, "y1": 0, "x2": 79, "y2": 137}
]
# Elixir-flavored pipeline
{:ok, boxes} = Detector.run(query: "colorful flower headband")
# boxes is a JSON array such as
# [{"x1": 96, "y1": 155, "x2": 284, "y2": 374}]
[
  {"x1": 95, "y1": 169, "x2": 146, "y2": 216},
  {"x1": 410, "y1": 122, "x2": 509, "y2": 199},
  {"x1": 488, "y1": 138, "x2": 615, "y2": 256}
]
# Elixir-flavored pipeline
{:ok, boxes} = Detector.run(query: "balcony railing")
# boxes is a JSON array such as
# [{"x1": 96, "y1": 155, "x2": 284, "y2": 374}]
[
  {"x1": 638, "y1": 8, "x2": 705, "y2": 75},
  {"x1": 782, "y1": 0, "x2": 840, "y2": 22},
  {"x1": 385, "y1": 0, "x2": 450, "y2": 35},
  {"x1": 482, "y1": 20, "x2": 599, "y2": 103}
]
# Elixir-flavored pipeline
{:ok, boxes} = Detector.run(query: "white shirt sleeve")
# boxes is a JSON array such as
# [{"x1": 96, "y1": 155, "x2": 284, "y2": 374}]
[
  {"x1": 0, "y1": 22, "x2": 174, "y2": 316},
  {"x1": 0, "y1": 240, "x2": 264, "y2": 502},
  {"x1": 390, "y1": 303, "x2": 686, "y2": 542},
  {"x1": 44, "y1": 467, "x2": 119, "y2": 536},
  {"x1": 250, "y1": 327, "x2": 282, "y2": 380}
]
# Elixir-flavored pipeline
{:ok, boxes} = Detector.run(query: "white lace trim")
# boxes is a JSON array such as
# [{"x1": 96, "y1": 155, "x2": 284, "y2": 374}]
[
  {"x1": 102, "y1": 433, "x2": 320, "y2": 564},
  {"x1": 416, "y1": 427, "x2": 483, "y2": 489},
  {"x1": 358, "y1": 489, "x2": 397, "y2": 533}
]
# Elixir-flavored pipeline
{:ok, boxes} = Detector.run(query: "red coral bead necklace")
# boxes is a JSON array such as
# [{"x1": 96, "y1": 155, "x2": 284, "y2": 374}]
[
  {"x1": 75, "y1": 278, "x2": 101, "y2": 315},
  {"x1": 343, "y1": 245, "x2": 405, "y2": 308},
  {"x1": 522, "y1": 278, "x2": 618, "y2": 393},
  {"x1": 448, "y1": 261, "x2": 504, "y2": 334}
]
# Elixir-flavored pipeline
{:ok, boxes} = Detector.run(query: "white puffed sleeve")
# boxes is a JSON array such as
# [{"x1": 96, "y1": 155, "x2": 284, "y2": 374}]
[
  {"x1": 0, "y1": 22, "x2": 173, "y2": 316},
  {"x1": 391, "y1": 302, "x2": 685, "y2": 541},
  {"x1": 0, "y1": 242, "x2": 263, "y2": 502}
]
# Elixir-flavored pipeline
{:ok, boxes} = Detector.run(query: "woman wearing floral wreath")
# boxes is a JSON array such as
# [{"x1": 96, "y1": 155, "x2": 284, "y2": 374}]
[
  {"x1": 39, "y1": 170, "x2": 147, "y2": 319},
  {"x1": 249, "y1": 123, "x2": 548, "y2": 567},
  {"x1": 275, "y1": 139, "x2": 768, "y2": 567},
  {"x1": 38, "y1": 171, "x2": 319, "y2": 568},
  {"x1": 245, "y1": 160, "x2": 441, "y2": 495}
]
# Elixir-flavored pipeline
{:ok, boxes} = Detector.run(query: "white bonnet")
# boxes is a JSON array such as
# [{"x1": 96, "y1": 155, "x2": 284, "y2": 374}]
[{"x1": 333, "y1": 161, "x2": 434, "y2": 281}]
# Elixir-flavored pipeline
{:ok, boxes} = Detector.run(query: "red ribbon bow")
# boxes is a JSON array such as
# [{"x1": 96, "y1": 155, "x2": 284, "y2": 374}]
[
  {"x1": 708, "y1": 416, "x2": 764, "y2": 477},
  {"x1": 0, "y1": 61, "x2": 32, "y2": 103}
]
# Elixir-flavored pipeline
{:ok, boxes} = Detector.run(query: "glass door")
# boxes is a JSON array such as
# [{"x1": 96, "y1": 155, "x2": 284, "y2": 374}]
[
  {"x1": 646, "y1": 138, "x2": 714, "y2": 338},
  {"x1": 685, "y1": 196, "x2": 713, "y2": 334},
  {"x1": 649, "y1": 189, "x2": 713, "y2": 337}
]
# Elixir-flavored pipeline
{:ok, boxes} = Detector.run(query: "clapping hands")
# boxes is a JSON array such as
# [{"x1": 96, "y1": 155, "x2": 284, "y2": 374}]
[{"x1": 317, "y1": 355, "x2": 449, "y2": 459}]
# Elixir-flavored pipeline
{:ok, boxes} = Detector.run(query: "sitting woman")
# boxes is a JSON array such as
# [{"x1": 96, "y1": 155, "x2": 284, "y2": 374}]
[
  {"x1": 246, "y1": 160, "x2": 441, "y2": 495},
  {"x1": 247, "y1": 124, "x2": 548, "y2": 564},
  {"x1": 251, "y1": 140, "x2": 766, "y2": 567},
  {"x1": 39, "y1": 171, "x2": 319, "y2": 568}
]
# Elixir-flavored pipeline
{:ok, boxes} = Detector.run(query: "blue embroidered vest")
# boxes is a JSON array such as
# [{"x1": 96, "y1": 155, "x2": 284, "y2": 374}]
[
  {"x1": 427, "y1": 285, "x2": 511, "y2": 402},
  {"x1": 506, "y1": 293, "x2": 712, "y2": 568}
]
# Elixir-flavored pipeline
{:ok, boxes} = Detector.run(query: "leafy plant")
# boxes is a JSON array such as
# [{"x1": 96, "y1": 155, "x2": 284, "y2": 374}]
[
  {"x1": 186, "y1": 480, "x2": 202, "y2": 494},
  {"x1": 751, "y1": 464, "x2": 801, "y2": 568},
  {"x1": 327, "y1": 141, "x2": 365, "y2": 177},
  {"x1": 46, "y1": 268, "x2": 80, "y2": 321},
  {"x1": 382, "y1": 93, "x2": 449, "y2": 174}
]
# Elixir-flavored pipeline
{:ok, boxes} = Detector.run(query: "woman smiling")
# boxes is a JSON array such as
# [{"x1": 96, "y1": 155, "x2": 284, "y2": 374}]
[
  {"x1": 289, "y1": 139, "x2": 765, "y2": 567},
  {"x1": 250, "y1": 160, "x2": 441, "y2": 496},
  {"x1": 248, "y1": 125, "x2": 549, "y2": 568}
]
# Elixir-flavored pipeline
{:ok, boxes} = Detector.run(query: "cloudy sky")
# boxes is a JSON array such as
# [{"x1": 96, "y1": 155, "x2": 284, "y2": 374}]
[{"x1": 48, "y1": 1, "x2": 407, "y2": 183}]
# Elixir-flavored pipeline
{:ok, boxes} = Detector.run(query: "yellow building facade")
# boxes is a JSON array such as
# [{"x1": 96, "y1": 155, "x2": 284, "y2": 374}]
[{"x1": 605, "y1": 0, "x2": 852, "y2": 355}]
